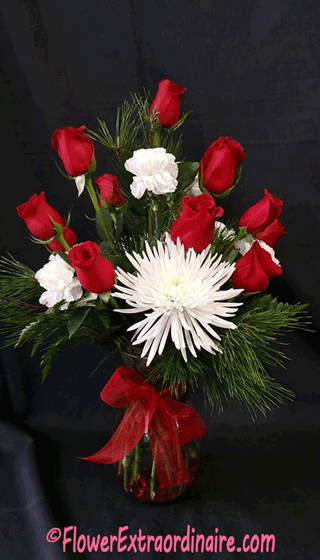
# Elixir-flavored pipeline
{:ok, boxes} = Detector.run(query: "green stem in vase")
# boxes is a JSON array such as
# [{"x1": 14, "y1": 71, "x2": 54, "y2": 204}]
[
  {"x1": 150, "y1": 458, "x2": 156, "y2": 500},
  {"x1": 122, "y1": 455, "x2": 131, "y2": 491},
  {"x1": 132, "y1": 440, "x2": 141, "y2": 484},
  {"x1": 117, "y1": 460, "x2": 123, "y2": 477}
]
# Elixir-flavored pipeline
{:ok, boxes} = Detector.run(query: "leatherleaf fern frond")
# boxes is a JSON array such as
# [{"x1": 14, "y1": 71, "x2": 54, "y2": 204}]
[{"x1": 151, "y1": 295, "x2": 310, "y2": 419}]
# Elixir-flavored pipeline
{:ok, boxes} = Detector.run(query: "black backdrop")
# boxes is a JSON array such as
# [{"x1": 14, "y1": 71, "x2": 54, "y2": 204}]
[{"x1": 0, "y1": 1, "x2": 320, "y2": 559}]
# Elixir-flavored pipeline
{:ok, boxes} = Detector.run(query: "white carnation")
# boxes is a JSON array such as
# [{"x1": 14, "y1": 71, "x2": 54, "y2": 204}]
[
  {"x1": 35, "y1": 254, "x2": 83, "y2": 310},
  {"x1": 124, "y1": 147, "x2": 178, "y2": 199}
]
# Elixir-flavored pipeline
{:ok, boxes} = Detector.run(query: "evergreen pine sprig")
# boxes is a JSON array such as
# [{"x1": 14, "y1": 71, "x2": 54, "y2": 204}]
[
  {"x1": 0, "y1": 254, "x2": 44, "y2": 343},
  {"x1": 12, "y1": 299, "x2": 121, "y2": 380},
  {"x1": 0, "y1": 254, "x2": 42, "y2": 300},
  {"x1": 149, "y1": 295, "x2": 309, "y2": 418},
  {"x1": 86, "y1": 92, "x2": 185, "y2": 182}
]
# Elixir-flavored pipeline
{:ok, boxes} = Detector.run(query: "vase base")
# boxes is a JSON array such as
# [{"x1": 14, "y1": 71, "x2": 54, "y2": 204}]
[{"x1": 117, "y1": 458, "x2": 199, "y2": 503}]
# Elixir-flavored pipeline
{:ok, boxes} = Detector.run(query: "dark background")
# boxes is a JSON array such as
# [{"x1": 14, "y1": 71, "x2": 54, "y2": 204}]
[{"x1": 0, "y1": 1, "x2": 319, "y2": 558}]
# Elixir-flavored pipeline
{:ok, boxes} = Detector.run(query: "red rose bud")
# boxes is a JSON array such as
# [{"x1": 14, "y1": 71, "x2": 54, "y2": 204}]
[
  {"x1": 199, "y1": 137, "x2": 246, "y2": 195},
  {"x1": 170, "y1": 194, "x2": 224, "y2": 252},
  {"x1": 94, "y1": 174, "x2": 126, "y2": 207},
  {"x1": 239, "y1": 190, "x2": 283, "y2": 235},
  {"x1": 68, "y1": 241, "x2": 115, "y2": 293},
  {"x1": 232, "y1": 241, "x2": 282, "y2": 293},
  {"x1": 255, "y1": 219, "x2": 286, "y2": 248},
  {"x1": 51, "y1": 126, "x2": 95, "y2": 177},
  {"x1": 149, "y1": 79, "x2": 187, "y2": 128},
  {"x1": 17, "y1": 191, "x2": 77, "y2": 250}
]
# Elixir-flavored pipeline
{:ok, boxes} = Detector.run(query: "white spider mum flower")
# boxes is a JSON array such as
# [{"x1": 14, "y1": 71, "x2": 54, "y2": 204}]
[
  {"x1": 113, "y1": 235, "x2": 243, "y2": 366},
  {"x1": 124, "y1": 147, "x2": 178, "y2": 199}
]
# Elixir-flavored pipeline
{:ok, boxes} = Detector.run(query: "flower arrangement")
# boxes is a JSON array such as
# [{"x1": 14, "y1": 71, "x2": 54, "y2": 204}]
[{"x1": 0, "y1": 79, "x2": 309, "y2": 502}]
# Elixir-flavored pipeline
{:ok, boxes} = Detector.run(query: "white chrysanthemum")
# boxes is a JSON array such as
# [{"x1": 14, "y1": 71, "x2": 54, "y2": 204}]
[
  {"x1": 124, "y1": 147, "x2": 178, "y2": 199},
  {"x1": 35, "y1": 254, "x2": 83, "y2": 310},
  {"x1": 235, "y1": 238, "x2": 280, "y2": 265},
  {"x1": 113, "y1": 235, "x2": 243, "y2": 365}
]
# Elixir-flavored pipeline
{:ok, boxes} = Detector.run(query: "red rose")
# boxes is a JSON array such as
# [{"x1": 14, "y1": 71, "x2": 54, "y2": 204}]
[
  {"x1": 199, "y1": 137, "x2": 246, "y2": 195},
  {"x1": 51, "y1": 126, "x2": 94, "y2": 177},
  {"x1": 232, "y1": 241, "x2": 282, "y2": 293},
  {"x1": 94, "y1": 174, "x2": 126, "y2": 207},
  {"x1": 149, "y1": 79, "x2": 187, "y2": 128},
  {"x1": 17, "y1": 191, "x2": 77, "y2": 251},
  {"x1": 239, "y1": 190, "x2": 283, "y2": 235},
  {"x1": 255, "y1": 219, "x2": 286, "y2": 247},
  {"x1": 170, "y1": 194, "x2": 224, "y2": 252},
  {"x1": 68, "y1": 241, "x2": 115, "y2": 293}
]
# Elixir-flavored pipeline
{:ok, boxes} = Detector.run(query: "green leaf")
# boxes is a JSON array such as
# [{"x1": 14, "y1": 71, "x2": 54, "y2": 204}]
[
  {"x1": 115, "y1": 212, "x2": 124, "y2": 241},
  {"x1": 75, "y1": 292, "x2": 98, "y2": 307},
  {"x1": 95, "y1": 207, "x2": 114, "y2": 241},
  {"x1": 99, "y1": 314, "x2": 110, "y2": 330},
  {"x1": 99, "y1": 240, "x2": 113, "y2": 257},
  {"x1": 177, "y1": 161, "x2": 199, "y2": 191},
  {"x1": 67, "y1": 307, "x2": 91, "y2": 338},
  {"x1": 237, "y1": 227, "x2": 248, "y2": 241}
]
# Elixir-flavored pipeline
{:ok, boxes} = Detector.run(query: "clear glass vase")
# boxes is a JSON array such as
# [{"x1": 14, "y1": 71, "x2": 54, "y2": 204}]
[
  {"x1": 116, "y1": 430, "x2": 201, "y2": 503},
  {"x1": 114, "y1": 346, "x2": 202, "y2": 503}
]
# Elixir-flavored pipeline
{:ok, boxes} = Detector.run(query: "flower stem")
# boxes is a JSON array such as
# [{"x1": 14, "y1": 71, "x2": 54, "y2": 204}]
[
  {"x1": 122, "y1": 455, "x2": 131, "y2": 491},
  {"x1": 109, "y1": 295, "x2": 120, "y2": 309},
  {"x1": 132, "y1": 440, "x2": 141, "y2": 484},
  {"x1": 153, "y1": 205, "x2": 159, "y2": 239},
  {"x1": 151, "y1": 128, "x2": 162, "y2": 148},
  {"x1": 148, "y1": 206, "x2": 154, "y2": 238},
  {"x1": 55, "y1": 232, "x2": 70, "y2": 252},
  {"x1": 85, "y1": 176, "x2": 116, "y2": 251},
  {"x1": 148, "y1": 196, "x2": 160, "y2": 239},
  {"x1": 221, "y1": 241, "x2": 236, "y2": 260},
  {"x1": 150, "y1": 459, "x2": 156, "y2": 500}
]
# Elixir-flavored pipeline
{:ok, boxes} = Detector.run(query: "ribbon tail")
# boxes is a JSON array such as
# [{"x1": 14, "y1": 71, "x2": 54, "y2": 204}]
[
  {"x1": 79, "y1": 400, "x2": 149, "y2": 464},
  {"x1": 168, "y1": 400, "x2": 207, "y2": 446},
  {"x1": 149, "y1": 402, "x2": 191, "y2": 488}
]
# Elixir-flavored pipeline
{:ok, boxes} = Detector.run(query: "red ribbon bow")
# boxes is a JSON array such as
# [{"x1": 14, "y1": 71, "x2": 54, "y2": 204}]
[{"x1": 82, "y1": 367, "x2": 207, "y2": 488}]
